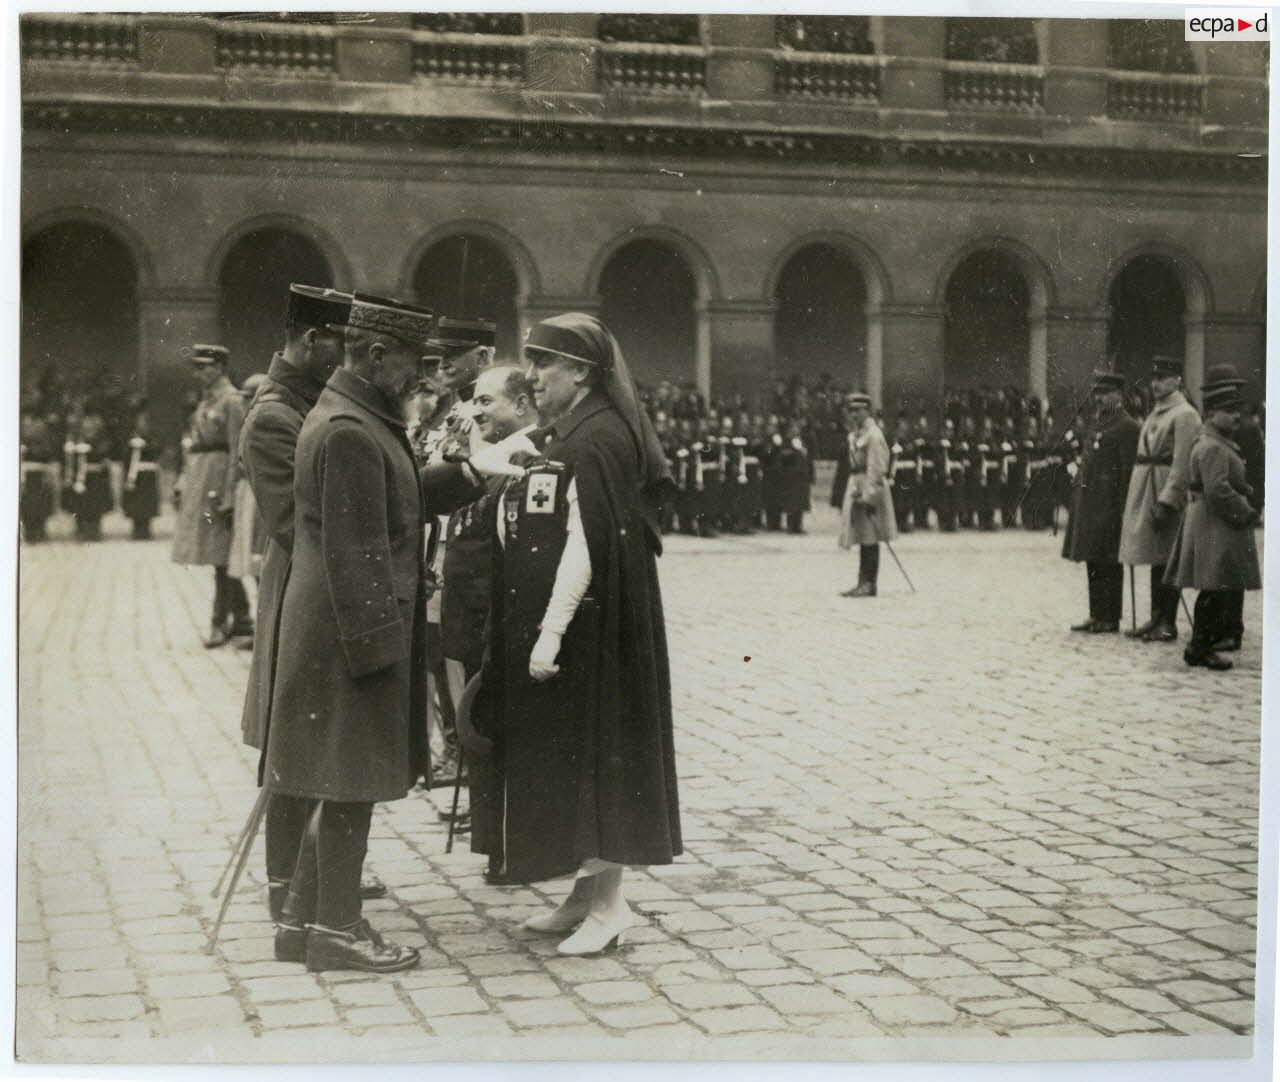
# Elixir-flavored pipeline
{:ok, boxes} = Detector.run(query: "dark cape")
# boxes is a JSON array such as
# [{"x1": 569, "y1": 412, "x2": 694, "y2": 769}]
[{"x1": 471, "y1": 390, "x2": 682, "y2": 882}]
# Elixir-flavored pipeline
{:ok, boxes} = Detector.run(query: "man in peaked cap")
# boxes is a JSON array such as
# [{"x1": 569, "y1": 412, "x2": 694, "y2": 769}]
[
  {"x1": 172, "y1": 343, "x2": 253, "y2": 647},
  {"x1": 1118, "y1": 355, "x2": 1201, "y2": 643},
  {"x1": 832, "y1": 392, "x2": 896, "y2": 597},
  {"x1": 238, "y1": 284, "x2": 394, "y2": 921},
  {"x1": 263, "y1": 293, "x2": 530, "y2": 973},
  {"x1": 1164, "y1": 369, "x2": 1262, "y2": 670},
  {"x1": 1062, "y1": 372, "x2": 1140, "y2": 633}
]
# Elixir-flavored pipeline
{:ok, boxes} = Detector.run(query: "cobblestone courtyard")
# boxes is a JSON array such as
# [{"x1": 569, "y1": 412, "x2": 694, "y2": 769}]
[{"x1": 16, "y1": 503, "x2": 1264, "y2": 1063}]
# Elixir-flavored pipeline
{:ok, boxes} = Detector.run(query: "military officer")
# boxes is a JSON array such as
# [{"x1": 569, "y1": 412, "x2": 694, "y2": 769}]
[
  {"x1": 1062, "y1": 372, "x2": 1140, "y2": 633},
  {"x1": 1164, "y1": 374, "x2": 1261, "y2": 670},
  {"x1": 172, "y1": 345, "x2": 252, "y2": 647},
  {"x1": 999, "y1": 417, "x2": 1021, "y2": 528},
  {"x1": 1119, "y1": 356, "x2": 1201, "y2": 643},
  {"x1": 832, "y1": 393, "x2": 895, "y2": 598}
]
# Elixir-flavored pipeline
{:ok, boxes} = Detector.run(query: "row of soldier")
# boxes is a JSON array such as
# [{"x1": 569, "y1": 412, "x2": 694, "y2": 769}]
[{"x1": 20, "y1": 398, "x2": 163, "y2": 543}]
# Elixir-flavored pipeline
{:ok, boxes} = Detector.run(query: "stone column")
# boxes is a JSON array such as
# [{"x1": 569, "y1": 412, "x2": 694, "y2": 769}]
[
  {"x1": 706, "y1": 301, "x2": 775, "y2": 404},
  {"x1": 1029, "y1": 308, "x2": 1049, "y2": 403},
  {"x1": 335, "y1": 15, "x2": 413, "y2": 84},
  {"x1": 704, "y1": 15, "x2": 773, "y2": 101},
  {"x1": 524, "y1": 13, "x2": 599, "y2": 93},
  {"x1": 1183, "y1": 314, "x2": 1206, "y2": 400},
  {"x1": 864, "y1": 304, "x2": 884, "y2": 409},
  {"x1": 880, "y1": 18, "x2": 945, "y2": 116},
  {"x1": 138, "y1": 289, "x2": 221, "y2": 442},
  {"x1": 1203, "y1": 41, "x2": 1268, "y2": 134},
  {"x1": 1043, "y1": 19, "x2": 1108, "y2": 119},
  {"x1": 137, "y1": 15, "x2": 216, "y2": 73},
  {"x1": 879, "y1": 303, "x2": 944, "y2": 410},
  {"x1": 1201, "y1": 315, "x2": 1266, "y2": 398}
]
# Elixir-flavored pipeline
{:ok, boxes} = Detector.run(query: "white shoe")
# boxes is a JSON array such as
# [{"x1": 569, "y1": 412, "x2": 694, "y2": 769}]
[
  {"x1": 521, "y1": 899, "x2": 590, "y2": 934},
  {"x1": 556, "y1": 910, "x2": 635, "y2": 956}
]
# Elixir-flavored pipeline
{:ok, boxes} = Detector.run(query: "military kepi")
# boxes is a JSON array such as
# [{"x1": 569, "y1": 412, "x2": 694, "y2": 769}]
[
  {"x1": 190, "y1": 344, "x2": 230, "y2": 365},
  {"x1": 288, "y1": 283, "x2": 353, "y2": 330},
  {"x1": 346, "y1": 293, "x2": 435, "y2": 347},
  {"x1": 1090, "y1": 371, "x2": 1125, "y2": 393},
  {"x1": 845, "y1": 392, "x2": 872, "y2": 409},
  {"x1": 1150, "y1": 355, "x2": 1183, "y2": 378},
  {"x1": 430, "y1": 316, "x2": 496, "y2": 355}
]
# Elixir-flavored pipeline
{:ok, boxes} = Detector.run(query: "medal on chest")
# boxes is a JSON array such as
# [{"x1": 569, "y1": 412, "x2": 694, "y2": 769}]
[{"x1": 526, "y1": 472, "x2": 558, "y2": 514}]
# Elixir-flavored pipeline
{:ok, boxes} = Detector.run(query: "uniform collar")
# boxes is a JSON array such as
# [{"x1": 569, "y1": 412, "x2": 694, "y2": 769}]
[
  {"x1": 267, "y1": 352, "x2": 327, "y2": 408},
  {"x1": 542, "y1": 389, "x2": 610, "y2": 443},
  {"x1": 1152, "y1": 389, "x2": 1188, "y2": 414},
  {"x1": 327, "y1": 367, "x2": 408, "y2": 429},
  {"x1": 1201, "y1": 421, "x2": 1241, "y2": 452}
]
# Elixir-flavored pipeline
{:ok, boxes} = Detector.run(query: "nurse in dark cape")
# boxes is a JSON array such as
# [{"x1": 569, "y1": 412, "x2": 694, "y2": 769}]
[{"x1": 468, "y1": 312, "x2": 682, "y2": 956}]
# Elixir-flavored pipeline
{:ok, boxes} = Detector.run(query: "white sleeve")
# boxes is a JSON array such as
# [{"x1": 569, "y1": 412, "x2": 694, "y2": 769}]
[{"x1": 540, "y1": 479, "x2": 592, "y2": 637}]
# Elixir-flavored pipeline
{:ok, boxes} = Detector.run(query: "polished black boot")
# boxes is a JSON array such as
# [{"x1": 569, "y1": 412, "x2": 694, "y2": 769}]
[{"x1": 305, "y1": 919, "x2": 420, "y2": 973}]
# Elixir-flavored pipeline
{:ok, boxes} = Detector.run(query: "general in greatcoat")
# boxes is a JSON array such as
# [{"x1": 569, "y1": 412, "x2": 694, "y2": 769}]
[
  {"x1": 1062, "y1": 372, "x2": 1140, "y2": 633},
  {"x1": 468, "y1": 313, "x2": 681, "y2": 958},
  {"x1": 831, "y1": 393, "x2": 896, "y2": 598},
  {"x1": 171, "y1": 344, "x2": 252, "y2": 647},
  {"x1": 1164, "y1": 375, "x2": 1262, "y2": 671},
  {"x1": 264, "y1": 295, "x2": 508, "y2": 974},
  {"x1": 1117, "y1": 355, "x2": 1201, "y2": 643}
]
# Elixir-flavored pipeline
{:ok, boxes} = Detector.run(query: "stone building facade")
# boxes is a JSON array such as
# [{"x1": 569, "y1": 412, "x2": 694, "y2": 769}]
[{"x1": 21, "y1": 13, "x2": 1267, "y2": 438}]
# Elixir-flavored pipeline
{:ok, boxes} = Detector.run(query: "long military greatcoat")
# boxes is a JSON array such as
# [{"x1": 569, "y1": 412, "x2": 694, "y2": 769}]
[
  {"x1": 1117, "y1": 390, "x2": 1200, "y2": 567},
  {"x1": 1062, "y1": 409, "x2": 1140, "y2": 564},
  {"x1": 264, "y1": 368, "x2": 480, "y2": 805},
  {"x1": 238, "y1": 354, "x2": 325, "y2": 752},
  {"x1": 470, "y1": 391, "x2": 682, "y2": 883},
  {"x1": 831, "y1": 420, "x2": 897, "y2": 547},
  {"x1": 172, "y1": 375, "x2": 245, "y2": 566},
  {"x1": 1164, "y1": 424, "x2": 1261, "y2": 591}
]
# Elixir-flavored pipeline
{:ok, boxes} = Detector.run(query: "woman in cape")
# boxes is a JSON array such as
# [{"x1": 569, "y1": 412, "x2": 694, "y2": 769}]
[{"x1": 469, "y1": 313, "x2": 682, "y2": 956}]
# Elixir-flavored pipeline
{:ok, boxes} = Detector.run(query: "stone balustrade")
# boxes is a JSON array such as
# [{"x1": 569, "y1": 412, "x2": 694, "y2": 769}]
[
  {"x1": 412, "y1": 33, "x2": 527, "y2": 84},
  {"x1": 599, "y1": 43, "x2": 707, "y2": 93},
  {"x1": 214, "y1": 20, "x2": 336, "y2": 75},
  {"x1": 1107, "y1": 70, "x2": 1206, "y2": 119},
  {"x1": 944, "y1": 61, "x2": 1045, "y2": 111},
  {"x1": 775, "y1": 52, "x2": 882, "y2": 101},
  {"x1": 20, "y1": 14, "x2": 138, "y2": 65}
]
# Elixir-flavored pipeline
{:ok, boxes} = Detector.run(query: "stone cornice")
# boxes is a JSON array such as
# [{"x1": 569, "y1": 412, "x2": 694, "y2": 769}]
[{"x1": 22, "y1": 100, "x2": 1268, "y2": 184}]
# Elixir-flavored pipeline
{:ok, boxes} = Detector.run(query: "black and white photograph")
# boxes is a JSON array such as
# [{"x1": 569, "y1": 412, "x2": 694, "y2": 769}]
[{"x1": 11, "y1": 3, "x2": 1273, "y2": 1073}]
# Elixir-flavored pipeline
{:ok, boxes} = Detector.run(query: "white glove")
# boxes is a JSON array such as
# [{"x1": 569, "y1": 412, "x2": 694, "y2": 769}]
[
  {"x1": 469, "y1": 431, "x2": 539, "y2": 478},
  {"x1": 529, "y1": 629, "x2": 562, "y2": 682}
]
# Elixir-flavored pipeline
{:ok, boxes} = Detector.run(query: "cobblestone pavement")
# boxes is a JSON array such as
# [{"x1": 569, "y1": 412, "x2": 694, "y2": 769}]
[{"x1": 16, "y1": 503, "x2": 1263, "y2": 1063}]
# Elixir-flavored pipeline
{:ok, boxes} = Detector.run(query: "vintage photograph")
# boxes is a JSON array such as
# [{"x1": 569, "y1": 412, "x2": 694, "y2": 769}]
[{"x1": 15, "y1": 5, "x2": 1269, "y2": 1068}]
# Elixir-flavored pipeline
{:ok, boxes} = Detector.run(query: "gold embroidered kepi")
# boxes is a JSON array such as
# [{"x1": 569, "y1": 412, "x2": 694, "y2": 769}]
[
  {"x1": 189, "y1": 344, "x2": 230, "y2": 365},
  {"x1": 428, "y1": 316, "x2": 496, "y2": 355},
  {"x1": 346, "y1": 292, "x2": 435, "y2": 348}
]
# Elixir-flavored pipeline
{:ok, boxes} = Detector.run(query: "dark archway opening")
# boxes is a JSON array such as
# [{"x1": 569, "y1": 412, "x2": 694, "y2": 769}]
[
  {"x1": 773, "y1": 244, "x2": 866, "y2": 388},
  {"x1": 599, "y1": 239, "x2": 697, "y2": 390},
  {"x1": 412, "y1": 234, "x2": 521, "y2": 362},
  {"x1": 1107, "y1": 255, "x2": 1185, "y2": 389},
  {"x1": 217, "y1": 227, "x2": 332, "y2": 381},
  {"x1": 944, "y1": 250, "x2": 1031, "y2": 392}
]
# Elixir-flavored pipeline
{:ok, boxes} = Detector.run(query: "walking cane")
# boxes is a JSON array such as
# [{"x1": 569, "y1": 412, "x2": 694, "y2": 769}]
[
  {"x1": 1128, "y1": 566, "x2": 1137, "y2": 634},
  {"x1": 867, "y1": 506, "x2": 917, "y2": 594}
]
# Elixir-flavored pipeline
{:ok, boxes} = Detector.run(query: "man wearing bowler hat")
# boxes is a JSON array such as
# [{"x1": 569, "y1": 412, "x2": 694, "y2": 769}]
[
  {"x1": 1164, "y1": 367, "x2": 1262, "y2": 670},
  {"x1": 171, "y1": 344, "x2": 253, "y2": 647},
  {"x1": 1062, "y1": 372, "x2": 1140, "y2": 633},
  {"x1": 1118, "y1": 355, "x2": 1201, "y2": 642}
]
